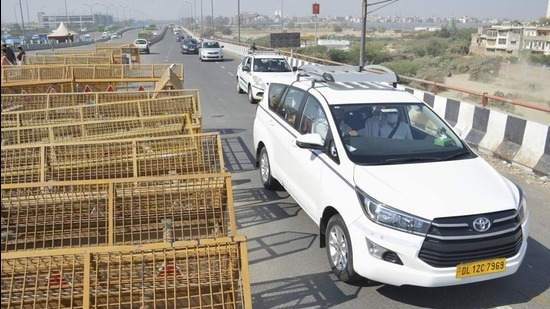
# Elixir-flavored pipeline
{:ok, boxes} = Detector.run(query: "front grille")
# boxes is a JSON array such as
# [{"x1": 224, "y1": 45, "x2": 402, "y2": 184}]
[{"x1": 418, "y1": 209, "x2": 523, "y2": 268}]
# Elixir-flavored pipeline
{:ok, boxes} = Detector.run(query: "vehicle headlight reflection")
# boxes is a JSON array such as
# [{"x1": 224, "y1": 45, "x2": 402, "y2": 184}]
[{"x1": 357, "y1": 188, "x2": 431, "y2": 236}]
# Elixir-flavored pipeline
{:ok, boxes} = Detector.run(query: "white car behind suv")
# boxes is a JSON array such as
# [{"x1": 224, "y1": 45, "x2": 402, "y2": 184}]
[
  {"x1": 236, "y1": 50, "x2": 297, "y2": 103},
  {"x1": 252, "y1": 64, "x2": 529, "y2": 287}
]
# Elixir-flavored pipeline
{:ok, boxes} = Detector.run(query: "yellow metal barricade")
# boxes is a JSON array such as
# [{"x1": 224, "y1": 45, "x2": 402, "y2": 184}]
[
  {"x1": 1, "y1": 133, "x2": 224, "y2": 184},
  {"x1": 1, "y1": 237, "x2": 252, "y2": 308}
]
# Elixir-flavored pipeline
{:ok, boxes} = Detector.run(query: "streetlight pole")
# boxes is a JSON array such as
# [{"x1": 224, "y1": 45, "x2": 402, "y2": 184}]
[
  {"x1": 211, "y1": 0, "x2": 214, "y2": 37},
  {"x1": 64, "y1": 0, "x2": 70, "y2": 42},
  {"x1": 13, "y1": 4, "x2": 19, "y2": 27},
  {"x1": 280, "y1": 0, "x2": 284, "y2": 30},
  {"x1": 237, "y1": 0, "x2": 240, "y2": 42},
  {"x1": 359, "y1": 0, "x2": 367, "y2": 71},
  {"x1": 25, "y1": 0, "x2": 30, "y2": 28},
  {"x1": 200, "y1": 0, "x2": 203, "y2": 37},
  {"x1": 18, "y1": 0, "x2": 27, "y2": 43},
  {"x1": 193, "y1": 0, "x2": 197, "y2": 34}
]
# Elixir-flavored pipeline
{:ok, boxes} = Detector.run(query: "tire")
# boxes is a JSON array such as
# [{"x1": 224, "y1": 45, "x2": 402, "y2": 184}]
[
  {"x1": 248, "y1": 85, "x2": 257, "y2": 103},
  {"x1": 237, "y1": 78, "x2": 244, "y2": 94},
  {"x1": 259, "y1": 147, "x2": 279, "y2": 190},
  {"x1": 326, "y1": 214, "x2": 361, "y2": 283}
]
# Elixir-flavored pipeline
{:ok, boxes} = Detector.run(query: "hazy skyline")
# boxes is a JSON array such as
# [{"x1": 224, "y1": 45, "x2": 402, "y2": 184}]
[{"x1": 1, "y1": 0, "x2": 548, "y2": 25}]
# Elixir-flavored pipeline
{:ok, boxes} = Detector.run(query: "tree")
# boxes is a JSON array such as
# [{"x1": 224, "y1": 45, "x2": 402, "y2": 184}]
[{"x1": 333, "y1": 24, "x2": 343, "y2": 33}]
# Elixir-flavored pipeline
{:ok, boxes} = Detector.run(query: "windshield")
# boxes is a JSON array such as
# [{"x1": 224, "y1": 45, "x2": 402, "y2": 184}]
[
  {"x1": 204, "y1": 42, "x2": 220, "y2": 48},
  {"x1": 329, "y1": 103, "x2": 474, "y2": 165},
  {"x1": 253, "y1": 58, "x2": 292, "y2": 72}
]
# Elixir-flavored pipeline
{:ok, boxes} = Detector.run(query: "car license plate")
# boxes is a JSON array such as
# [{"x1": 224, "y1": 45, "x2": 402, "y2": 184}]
[{"x1": 455, "y1": 258, "x2": 506, "y2": 278}]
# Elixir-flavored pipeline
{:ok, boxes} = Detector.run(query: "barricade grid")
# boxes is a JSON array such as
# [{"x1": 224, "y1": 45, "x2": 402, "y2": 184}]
[
  {"x1": 1, "y1": 95, "x2": 201, "y2": 133},
  {"x1": 1, "y1": 237, "x2": 251, "y2": 308},
  {"x1": 1, "y1": 133, "x2": 223, "y2": 184},
  {"x1": 1, "y1": 174, "x2": 235, "y2": 252},
  {"x1": 1, "y1": 114, "x2": 191, "y2": 145}
]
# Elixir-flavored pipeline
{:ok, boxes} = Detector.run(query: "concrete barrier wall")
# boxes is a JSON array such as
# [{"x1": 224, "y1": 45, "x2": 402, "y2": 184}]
[{"x1": 223, "y1": 42, "x2": 549, "y2": 176}]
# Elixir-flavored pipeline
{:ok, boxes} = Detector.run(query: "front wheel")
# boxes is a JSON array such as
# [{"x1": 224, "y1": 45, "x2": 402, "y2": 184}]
[
  {"x1": 248, "y1": 85, "x2": 257, "y2": 103},
  {"x1": 259, "y1": 147, "x2": 279, "y2": 190},
  {"x1": 326, "y1": 214, "x2": 361, "y2": 283}
]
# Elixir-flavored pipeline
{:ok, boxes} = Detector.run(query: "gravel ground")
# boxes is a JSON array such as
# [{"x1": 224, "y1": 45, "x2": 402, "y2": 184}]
[{"x1": 477, "y1": 150, "x2": 549, "y2": 187}]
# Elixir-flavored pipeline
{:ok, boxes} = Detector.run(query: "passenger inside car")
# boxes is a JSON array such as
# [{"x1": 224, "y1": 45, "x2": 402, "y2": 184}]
[{"x1": 363, "y1": 108, "x2": 413, "y2": 139}]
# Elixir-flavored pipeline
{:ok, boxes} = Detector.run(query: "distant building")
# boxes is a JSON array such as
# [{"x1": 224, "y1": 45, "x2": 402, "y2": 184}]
[
  {"x1": 470, "y1": 24, "x2": 550, "y2": 56},
  {"x1": 37, "y1": 12, "x2": 114, "y2": 30}
]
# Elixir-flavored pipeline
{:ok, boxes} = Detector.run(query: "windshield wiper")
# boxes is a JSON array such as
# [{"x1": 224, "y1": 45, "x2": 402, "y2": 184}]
[
  {"x1": 382, "y1": 156, "x2": 442, "y2": 164},
  {"x1": 442, "y1": 150, "x2": 473, "y2": 160}
]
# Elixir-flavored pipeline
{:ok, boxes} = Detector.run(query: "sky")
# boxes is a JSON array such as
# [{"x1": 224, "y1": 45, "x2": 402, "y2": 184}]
[{"x1": 1, "y1": 0, "x2": 548, "y2": 25}]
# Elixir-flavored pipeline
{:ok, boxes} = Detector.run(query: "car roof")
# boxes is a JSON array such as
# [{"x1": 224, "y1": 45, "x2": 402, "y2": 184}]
[{"x1": 273, "y1": 64, "x2": 424, "y2": 105}]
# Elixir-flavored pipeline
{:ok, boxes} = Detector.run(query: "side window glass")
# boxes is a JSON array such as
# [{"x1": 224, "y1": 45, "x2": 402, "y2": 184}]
[
  {"x1": 280, "y1": 88, "x2": 305, "y2": 127},
  {"x1": 268, "y1": 84, "x2": 287, "y2": 113},
  {"x1": 299, "y1": 96, "x2": 328, "y2": 142}
]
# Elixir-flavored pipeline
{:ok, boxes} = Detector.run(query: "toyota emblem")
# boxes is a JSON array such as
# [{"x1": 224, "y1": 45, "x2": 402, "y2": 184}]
[{"x1": 472, "y1": 217, "x2": 491, "y2": 232}]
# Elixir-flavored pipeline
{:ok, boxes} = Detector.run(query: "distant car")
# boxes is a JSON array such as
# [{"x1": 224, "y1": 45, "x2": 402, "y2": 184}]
[
  {"x1": 180, "y1": 38, "x2": 199, "y2": 54},
  {"x1": 111, "y1": 32, "x2": 120, "y2": 39},
  {"x1": 236, "y1": 50, "x2": 297, "y2": 103},
  {"x1": 198, "y1": 40, "x2": 224, "y2": 62},
  {"x1": 31, "y1": 34, "x2": 40, "y2": 40},
  {"x1": 133, "y1": 38, "x2": 150, "y2": 54}
]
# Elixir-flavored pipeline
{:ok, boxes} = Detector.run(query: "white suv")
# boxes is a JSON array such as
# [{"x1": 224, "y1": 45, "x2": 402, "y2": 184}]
[
  {"x1": 236, "y1": 50, "x2": 297, "y2": 103},
  {"x1": 252, "y1": 64, "x2": 529, "y2": 287}
]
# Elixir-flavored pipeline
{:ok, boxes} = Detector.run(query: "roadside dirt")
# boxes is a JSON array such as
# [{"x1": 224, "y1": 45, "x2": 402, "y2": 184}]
[{"x1": 440, "y1": 66, "x2": 550, "y2": 125}]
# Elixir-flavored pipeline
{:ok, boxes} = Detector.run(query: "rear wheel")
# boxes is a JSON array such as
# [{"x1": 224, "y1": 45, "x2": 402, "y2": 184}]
[
  {"x1": 259, "y1": 147, "x2": 279, "y2": 190},
  {"x1": 248, "y1": 85, "x2": 257, "y2": 103},
  {"x1": 326, "y1": 214, "x2": 361, "y2": 283}
]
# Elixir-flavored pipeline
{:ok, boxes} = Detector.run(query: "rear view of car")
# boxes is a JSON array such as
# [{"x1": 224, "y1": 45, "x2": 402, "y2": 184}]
[{"x1": 133, "y1": 39, "x2": 150, "y2": 54}]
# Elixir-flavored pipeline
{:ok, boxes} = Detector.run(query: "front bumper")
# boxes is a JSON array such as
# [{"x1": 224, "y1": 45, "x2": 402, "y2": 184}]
[{"x1": 347, "y1": 216, "x2": 529, "y2": 287}]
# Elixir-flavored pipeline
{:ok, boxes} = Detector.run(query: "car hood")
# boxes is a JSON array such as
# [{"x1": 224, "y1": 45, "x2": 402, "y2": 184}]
[
  {"x1": 253, "y1": 72, "x2": 297, "y2": 82},
  {"x1": 353, "y1": 157, "x2": 520, "y2": 219}
]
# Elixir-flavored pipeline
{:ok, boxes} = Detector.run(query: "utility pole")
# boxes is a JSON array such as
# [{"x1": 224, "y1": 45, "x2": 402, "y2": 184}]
[
  {"x1": 237, "y1": 0, "x2": 240, "y2": 42},
  {"x1": 359, "y1": 0, "x2": 367, "y2": 71},
  {"x1": 18, "y1": 0, "x2": 26, "y2": 42},
  {"x1": 211, "y1": 0, "x2": 214, "y2": 37}
]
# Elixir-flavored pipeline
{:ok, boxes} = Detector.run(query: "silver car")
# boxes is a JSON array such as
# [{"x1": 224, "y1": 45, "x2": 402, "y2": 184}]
[{"x1": 198, "y1": 40, "x2": 224, "y2": 62}]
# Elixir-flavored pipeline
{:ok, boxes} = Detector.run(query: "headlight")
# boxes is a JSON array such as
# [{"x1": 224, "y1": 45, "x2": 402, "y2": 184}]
[
  {"x1": 357, "y1": 188, "x2": 431, "y2": 236},
  {"x1": 252, "y1": 76, "x2": 267, "y2": 89}
]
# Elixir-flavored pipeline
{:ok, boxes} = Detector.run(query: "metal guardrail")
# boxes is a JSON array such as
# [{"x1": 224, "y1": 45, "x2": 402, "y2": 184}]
[{"x1": 398, "y1": 75, "x2": 550, "y2": 114}]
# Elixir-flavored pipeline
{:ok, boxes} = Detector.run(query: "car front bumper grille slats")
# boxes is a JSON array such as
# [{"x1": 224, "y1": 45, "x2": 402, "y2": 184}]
[{"x1": 418, "y1": 209, "x2": 523, "y2": 267}]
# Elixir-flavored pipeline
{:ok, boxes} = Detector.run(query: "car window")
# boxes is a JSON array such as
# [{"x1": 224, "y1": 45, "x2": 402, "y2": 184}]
[
  {"x1": 278, "y1": 88, "x2": 306, "y2": 127},
  {"x1": 243, "y1": 56, "x2": 252, "y2": 67},
  {"x1": 327, "y1": 103, "x2": 466, "y2": 164},
  {"x1": 298, "y1": 96, "x2": 328, "y2": 142},
  {"x1": 205, "y1": 42, "x2": 219, "y2": 48},
  {"x1": 268, "y1": 83, "x2": 287, "y2": 112}
]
